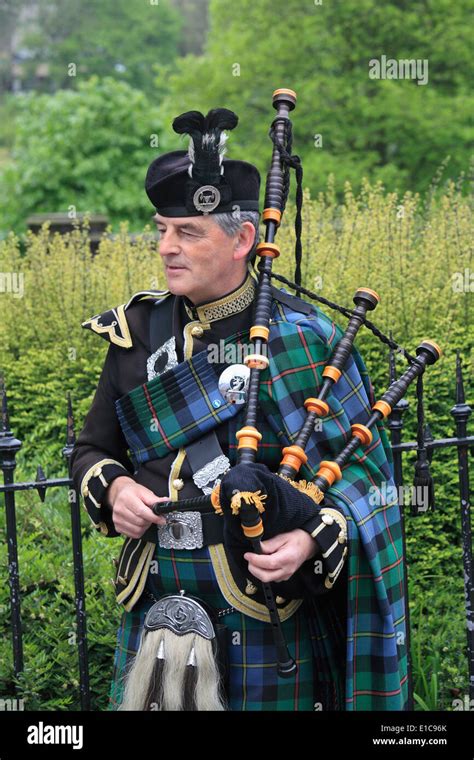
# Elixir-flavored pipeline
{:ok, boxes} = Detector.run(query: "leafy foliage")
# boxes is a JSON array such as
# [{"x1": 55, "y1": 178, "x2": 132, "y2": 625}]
[
  {"x1": 0, "y1": 77, "x2": 167, "y2": 234},
  {"x1": 0, "y1": 489, "x2": 117, "y2": 711}
]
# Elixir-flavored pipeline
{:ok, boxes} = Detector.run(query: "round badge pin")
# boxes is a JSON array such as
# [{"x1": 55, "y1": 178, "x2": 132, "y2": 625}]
[
  {"x1": 193, "y1": 185, "x2": 221, "y2": 214},
  {"x1": 218, "y1": 364, "x2": 250, "y2": 405}
]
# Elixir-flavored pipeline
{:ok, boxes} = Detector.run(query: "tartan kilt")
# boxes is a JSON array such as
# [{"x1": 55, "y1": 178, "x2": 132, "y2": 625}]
[{"x1": 107, "y1": 543, "x2": 345, "y2": 711}]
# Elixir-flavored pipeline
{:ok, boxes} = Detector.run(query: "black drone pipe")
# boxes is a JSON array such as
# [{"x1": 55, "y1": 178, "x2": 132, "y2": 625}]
[
  {"x1": 231, "y1": 88, "x2": 299, "y2": 678},
  {"x1": 310, "y1": 341, "x2": 441, "y2": 496}
]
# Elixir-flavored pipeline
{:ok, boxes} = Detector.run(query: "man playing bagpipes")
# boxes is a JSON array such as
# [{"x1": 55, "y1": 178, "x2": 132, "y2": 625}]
[{"x1": 71, "y1": 90, "x2": 440, "y2": 711}]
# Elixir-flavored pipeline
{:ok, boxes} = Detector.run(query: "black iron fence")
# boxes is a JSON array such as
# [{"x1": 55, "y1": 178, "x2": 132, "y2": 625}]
[{"x1": 0, "y1": 350, "x2": 472, "y2": 711}]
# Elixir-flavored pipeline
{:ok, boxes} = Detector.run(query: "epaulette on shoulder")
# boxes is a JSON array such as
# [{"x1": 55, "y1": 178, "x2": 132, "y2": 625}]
[
  {"x1": 271, "y1": 285, "x2": 313, "y2": 316},
  {"x1": 81, "y1": 289, "x2": 170, "y2": 348}
]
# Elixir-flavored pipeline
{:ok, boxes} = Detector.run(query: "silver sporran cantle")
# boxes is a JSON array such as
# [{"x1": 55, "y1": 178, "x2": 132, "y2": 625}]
[{"x1": 119, "y1": 592, "x2": 227, "y2": 711}]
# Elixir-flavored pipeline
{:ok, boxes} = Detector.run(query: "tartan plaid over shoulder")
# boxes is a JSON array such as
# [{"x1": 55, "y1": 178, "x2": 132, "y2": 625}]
[{"x1": 259, "y1": 294, "x2": 408, "y2": 711}]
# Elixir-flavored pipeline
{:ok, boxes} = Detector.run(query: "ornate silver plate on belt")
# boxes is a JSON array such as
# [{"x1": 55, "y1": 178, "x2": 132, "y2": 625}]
[{"x1": 157, "y1": 511, "x2": 204, "y2": 550}]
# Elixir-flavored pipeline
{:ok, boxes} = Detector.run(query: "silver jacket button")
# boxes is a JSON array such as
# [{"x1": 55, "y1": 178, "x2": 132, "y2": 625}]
[{"x1": 172, "y1": 478, "x2": 184, "y2": 491}]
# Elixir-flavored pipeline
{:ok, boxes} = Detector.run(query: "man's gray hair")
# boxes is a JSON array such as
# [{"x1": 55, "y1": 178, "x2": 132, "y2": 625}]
[{"x1": 212, "y1": 210, "x2": 260, "y2": 263}]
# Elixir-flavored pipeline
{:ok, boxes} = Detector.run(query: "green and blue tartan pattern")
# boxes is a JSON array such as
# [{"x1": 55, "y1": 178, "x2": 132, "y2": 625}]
[
  {"x1": 111, "y1": 292, "x2": 408, "y2": 710},
  {"x1": 260, "y1": 298, "x2": 408, "y2": 710},
  {"x1": 108, "y1": 546, "x2": 344, "y2": 712},
  {"x1": 115, "y1": 341, "x2": 245, "y2": 466}
]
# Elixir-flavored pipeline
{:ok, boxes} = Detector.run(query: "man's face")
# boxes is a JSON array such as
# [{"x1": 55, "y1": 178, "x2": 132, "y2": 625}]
[{"x1": 154, "y1": 213, "x2": 253, "y2": 304}]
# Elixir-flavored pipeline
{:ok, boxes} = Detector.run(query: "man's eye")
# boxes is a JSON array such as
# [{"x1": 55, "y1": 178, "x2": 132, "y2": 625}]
[{"x1": 156, "y1": 228, "x2": 199, "y2": 238}]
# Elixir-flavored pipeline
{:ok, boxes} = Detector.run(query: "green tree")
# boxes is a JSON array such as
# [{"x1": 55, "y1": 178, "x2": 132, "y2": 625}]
[
  {"x1": 20, "y1": 0, "x2": 182, "y2": 96},
  {"x1": 159, "y1": 0, "x2": 473, "y2": 195},
  {"x1": 173, "y1": 0, "x2": 209, "y2": 56},
  {"x1": 0, "y1": 77, "x2": 167, "y2": 233}
]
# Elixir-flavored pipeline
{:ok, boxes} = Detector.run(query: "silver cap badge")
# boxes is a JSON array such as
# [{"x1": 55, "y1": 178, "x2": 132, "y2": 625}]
[{"x1": 193, "y1": 185, "x2": 221, "y2": 214}]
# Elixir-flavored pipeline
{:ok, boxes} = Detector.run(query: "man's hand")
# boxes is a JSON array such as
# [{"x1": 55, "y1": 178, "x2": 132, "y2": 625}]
[
  {"x1": 243, "y1": 529, "x2": 318, "y2": 583},
  {"x1": 105, "y1": 476, "x2": 168, "y2": 538}
]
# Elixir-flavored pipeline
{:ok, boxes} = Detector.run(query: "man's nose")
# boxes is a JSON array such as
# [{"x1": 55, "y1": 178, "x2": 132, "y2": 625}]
[{"x1": 158, "y1": 229, "x2": 181, "y2": 256}]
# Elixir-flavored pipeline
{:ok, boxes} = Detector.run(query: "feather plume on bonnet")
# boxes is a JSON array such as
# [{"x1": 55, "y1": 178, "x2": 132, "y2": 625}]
[{"x1": 172, "y1": 108, "x2": 239, "y2": 186}]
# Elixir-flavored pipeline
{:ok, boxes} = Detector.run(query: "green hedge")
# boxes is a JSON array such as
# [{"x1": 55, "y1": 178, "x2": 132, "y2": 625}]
[{"x1": 0, "y1": 181, "x2": 472, "y2": 710}]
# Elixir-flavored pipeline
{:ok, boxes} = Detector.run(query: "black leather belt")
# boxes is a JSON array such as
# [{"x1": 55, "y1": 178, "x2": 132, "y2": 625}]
[
  {"x1": 143, "y1": 510, "x2": 224, "y2": 548},
  {"x1": 199, "y1": 511, "x2": 224, "y2": 545}
]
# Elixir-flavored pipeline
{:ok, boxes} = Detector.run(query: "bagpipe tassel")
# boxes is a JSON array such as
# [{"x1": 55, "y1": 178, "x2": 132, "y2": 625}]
[{"x1": 230, "y1": 490, "x2": 267, "y2": 516}]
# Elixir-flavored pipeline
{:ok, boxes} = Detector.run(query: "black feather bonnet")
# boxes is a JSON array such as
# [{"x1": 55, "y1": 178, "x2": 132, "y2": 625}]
[{"x1": 145, "y1": 108, "x2": 260, "y2": 217}]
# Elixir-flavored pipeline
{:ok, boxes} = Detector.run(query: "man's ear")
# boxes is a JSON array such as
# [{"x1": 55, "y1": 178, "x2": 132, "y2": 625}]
[{"x1": 232, "y1": 221, "x2": 256, "y2": 261}]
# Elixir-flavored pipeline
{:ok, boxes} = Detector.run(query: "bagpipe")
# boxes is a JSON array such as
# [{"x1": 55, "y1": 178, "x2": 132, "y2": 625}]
[{"x1": 135, "y1": 88, "x2": 441, "y2": 695}]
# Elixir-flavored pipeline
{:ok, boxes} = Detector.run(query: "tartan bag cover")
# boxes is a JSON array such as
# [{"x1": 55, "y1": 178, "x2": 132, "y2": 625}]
[{"x1": 115, "y1": 293, "x2": 408, "y2": 711}]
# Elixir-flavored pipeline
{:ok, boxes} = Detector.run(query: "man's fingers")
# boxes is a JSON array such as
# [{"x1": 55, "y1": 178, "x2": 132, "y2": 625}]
[
  {"x1": 135, "y1": 492, "x2": 169, "y2": 524},
  {"x1": 117, "y1": 498, "x2": 166, "y2": 526},
  {"x1": 244, "y1": 540, "x2": 297, "y2": 582},
  {"x1": 120, "y1": 501, "x2": 151, "y2": 523},
  {"x1": 114, "y1": 517, "x2": 147, "y2": 538},
  {"x1": 243, "y1": 551, "x2": 285, "y2": 571},
  {"x1": 260, "y1": 534, "x2": 290, "y2": 553},
  {"x1": 242, "y1": 530, "x2": 316, "y2": 583},
  {"x1": 141, "y1": 493, "x2": 170, "y2": 507},
  {"x1": 141, "y1": 502, "x2": 167, "y2": 525},
  {"x1": 246, "y1": 550, "x2": 294, "y2": 583},
  {"x1": 112, "y1": 484, "x2": 169, "y2": 526},
  {"x1": 244, "y1": 540, "x2": 294, "y2": 566},
  {"x1": 246, "y1": 564, "x2": 291, "y2": 584},
  {"x1": 115, "y1": 510, "x2": 165, "y2": 537}
]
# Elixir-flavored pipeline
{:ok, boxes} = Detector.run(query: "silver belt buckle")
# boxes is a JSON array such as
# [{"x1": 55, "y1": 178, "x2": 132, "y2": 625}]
[{"x1": 157, "y1": 511, "x2": 204, "y2": 550}]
